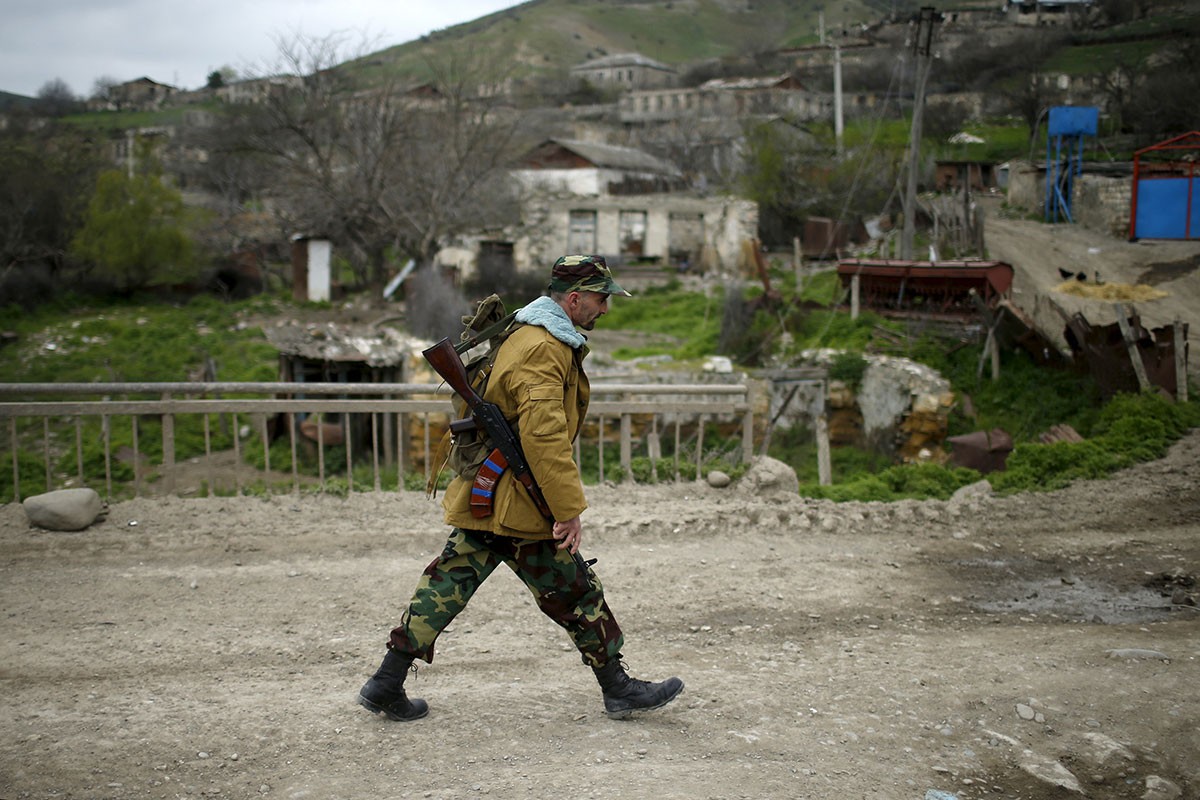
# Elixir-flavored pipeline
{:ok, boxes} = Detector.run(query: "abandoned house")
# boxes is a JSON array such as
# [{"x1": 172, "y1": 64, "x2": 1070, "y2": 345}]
[
  {"x1": 934, "y1": 160, "x2": 998, "y2": 192},
  {"x1": 570, "y1": 52, "x2": 677, "y2": 90},
  {"x1": 263, "y1": 321, "x2": 425, "y2": 462},
  {"x1": 1005, "y1": 0, "x2": 1096, "y2": 25},
  {"x1": 88, "y1": 77, "x2": 178, "y2": 112},
  {"x1": 486, "y1": 138, "x2": 759, "y2": 274},
  {"x1": 619, "y1": 74, "x2": 832, "y2": 125}
]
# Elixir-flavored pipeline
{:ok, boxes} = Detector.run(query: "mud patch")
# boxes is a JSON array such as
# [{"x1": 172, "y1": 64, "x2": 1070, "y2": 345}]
[
  {"x1": 1136, "y1": 253, "x2": 1200, "y2": 286},
  {"x1": 955, "y1": 558, "x2": 1183, "y2": 624}
]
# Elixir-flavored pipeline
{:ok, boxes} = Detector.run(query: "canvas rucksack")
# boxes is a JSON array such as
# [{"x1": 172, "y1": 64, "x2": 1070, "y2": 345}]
[{"x1": 425, "y1": 294, "x2": 521, "y2": 497}]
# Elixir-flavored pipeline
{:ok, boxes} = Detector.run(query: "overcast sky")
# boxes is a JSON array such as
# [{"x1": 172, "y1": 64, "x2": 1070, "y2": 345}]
[{"x1": 1, "y1": 0, "x2": 521, "y2": 98}]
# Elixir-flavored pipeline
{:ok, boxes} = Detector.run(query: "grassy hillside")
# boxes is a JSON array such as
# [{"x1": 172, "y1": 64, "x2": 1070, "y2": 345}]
[
  {"x1": 0, "y1": 90, "x2": 35, "y2": 111},
  {"x1": 355, "y1": 0, "x2": 883, "y2": 85}
]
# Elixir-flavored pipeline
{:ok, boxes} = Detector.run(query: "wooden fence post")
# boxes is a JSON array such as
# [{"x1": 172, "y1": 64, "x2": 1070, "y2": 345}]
[
  {"x1": 816, "y1": 414, "x2": 832, "y2": 487},
  {"x1": 1175, "y1": 318, "x2": 1188, "y2": 403},
  {"x1": 1114, "y1": 303, "x2": 1151, "y2": 391},
  {"x1": 161, "y1": 392, "x2": 176, "y2": 495}
]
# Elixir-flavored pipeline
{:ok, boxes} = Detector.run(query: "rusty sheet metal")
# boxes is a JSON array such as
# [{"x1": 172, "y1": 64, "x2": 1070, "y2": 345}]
[
  {"x1": 804, "y1": 217, "x2": 868, "y2": 259},
  {"x1": 837, "y1": 259, "x2": 1014, "y2": 317},
  {"x1": 947, "y1": 428, "x2": 1013, "y2": 474},
  {"x1": 1039, "y1": 424, "x2": 1083, "y2": 444},
  {"x1": 1062, "y1": 310, "x2": 1187, "y2": 399},
  {"x1": 994, "y1": 299, "x2": 1073, "y2": 368}
]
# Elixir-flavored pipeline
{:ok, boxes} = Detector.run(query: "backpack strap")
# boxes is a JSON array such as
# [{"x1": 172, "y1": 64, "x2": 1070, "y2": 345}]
[{"x1": 454, "y1": 309, "x2": 518, "y2": 356}]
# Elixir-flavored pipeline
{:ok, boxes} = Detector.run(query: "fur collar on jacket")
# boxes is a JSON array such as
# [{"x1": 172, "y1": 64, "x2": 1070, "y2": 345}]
[{"x1": 514, "y1": 296, "x2": 586, "y2": 349}]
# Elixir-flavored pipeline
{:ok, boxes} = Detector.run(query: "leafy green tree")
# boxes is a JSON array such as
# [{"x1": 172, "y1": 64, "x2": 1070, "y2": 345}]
[
  {"x1": 737, "y1": 118, "x2": 896, "y2": 247},
  {"x1": 71, "y1": 144, "x2": 195, "y2": 292},
  {"x1": 0, "y1": 126, "x2": 103, "y2": 304}
]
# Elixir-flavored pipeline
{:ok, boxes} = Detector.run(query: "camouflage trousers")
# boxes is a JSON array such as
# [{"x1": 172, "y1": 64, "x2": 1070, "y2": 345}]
[{"x1": 388, "y1": 527, "x2": 624, "y2": 668}]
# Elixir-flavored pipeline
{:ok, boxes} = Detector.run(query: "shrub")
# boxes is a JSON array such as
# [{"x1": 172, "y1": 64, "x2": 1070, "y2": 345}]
[
  {"x1": 799, "y1": 461, "x2": 980, "y2": 502},
  {"x1": 828, "y1": 351, "x2": 868, "y2": 389},
  {"x1": 990, "y1": 439, "x2": 1131, "y2": 494},
  {"x1": 801, "y1": 474, "x2": 893, "y2": 502},
  {"x1": 879, "y1": 462, "x2": 981, "y2": 500}
]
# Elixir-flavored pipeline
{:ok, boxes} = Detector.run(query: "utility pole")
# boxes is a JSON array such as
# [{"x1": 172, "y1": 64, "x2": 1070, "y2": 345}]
[
  {"x1": 901, "y1": 7, "x2": 939, "y2": 260},
  {"x1": 833, "y1": 43, "x2": 844, "y2": 159}
]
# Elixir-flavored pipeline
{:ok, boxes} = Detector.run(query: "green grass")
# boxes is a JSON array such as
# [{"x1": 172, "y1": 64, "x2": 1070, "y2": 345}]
[
  {"x1": 844, "y1": 115, "x2": 1033, "y2": 169},
  {"x1": 0, "y1": 293, "x2": 283, "y2": 385},
  {"x1": 59, "y1": 105, "x2": 203, "y2": 132},
  {"x1": 3, "y1": 282, "x2": 1196, "y2": 504},
  {"x1": 0, "y1": 294, "x2": 287, "y2": 502},
  {"x1": 788, "y1": 391, "x2": 1200, "y2": 502},
  {"x1": 1043, "y1": 39, "x2": 1162, "y2": 75},
  {"x1": 1071, "y1": 10, "x2": 1200, "y2": 43},
  {"x1": 929, "y1": 122, "x2": 1033, "y2": 164},
  {"x1": 603, "y1": 280, "x2": 725, "y2": 361}
]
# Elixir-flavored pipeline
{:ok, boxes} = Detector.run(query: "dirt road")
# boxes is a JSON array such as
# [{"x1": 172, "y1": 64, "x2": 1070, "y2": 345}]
[{"x1": 2, "y1": 424, "x2": 1198, "y2": 800}]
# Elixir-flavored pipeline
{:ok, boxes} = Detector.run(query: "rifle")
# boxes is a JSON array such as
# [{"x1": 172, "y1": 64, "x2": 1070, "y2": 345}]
[
  {"x1": 422, "y1": 336, "x2": 595, "y2": 573},
  {"x1": 423, "y1": 337, "x2": 553, "y2": 520}
]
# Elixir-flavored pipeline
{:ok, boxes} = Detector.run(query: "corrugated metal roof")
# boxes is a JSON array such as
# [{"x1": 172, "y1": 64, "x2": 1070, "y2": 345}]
[
  {"x1": 571, "y1": 52, "x2": 675, "y2": 72},
  {"x1": 263, "y1": 322, "x2": 420, "y2": 367},
  {"x1": 532, "y1": 138, "x2": 681, "y2": 176},
  {"x1": 699, "y1": 75, "x2": 803, "y2": 91}
]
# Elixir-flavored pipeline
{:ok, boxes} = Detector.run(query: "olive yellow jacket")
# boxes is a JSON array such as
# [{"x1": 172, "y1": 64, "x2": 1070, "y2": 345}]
[{"x1": 442, "y1": 323, "x2": 589, "y2": 538}]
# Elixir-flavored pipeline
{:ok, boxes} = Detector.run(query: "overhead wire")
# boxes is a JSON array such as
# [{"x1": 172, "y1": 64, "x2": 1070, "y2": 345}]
[{"x1": 793, "y1": 29, "x2": 917, "y2": 351}]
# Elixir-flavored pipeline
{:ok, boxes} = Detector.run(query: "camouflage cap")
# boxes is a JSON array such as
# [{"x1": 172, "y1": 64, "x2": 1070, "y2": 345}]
[{"x1": 547, "y1": 255, "x2": 632, "y2": 297}]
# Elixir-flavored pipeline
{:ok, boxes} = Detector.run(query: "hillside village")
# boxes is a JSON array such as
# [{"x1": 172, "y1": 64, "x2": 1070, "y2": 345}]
[{"x1": 2, "y1": 0, "x2": 1196, "y2": 301}]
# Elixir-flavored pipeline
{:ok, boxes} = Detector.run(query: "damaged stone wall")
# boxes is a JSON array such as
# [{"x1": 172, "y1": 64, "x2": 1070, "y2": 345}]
[
  {"x1": 780, "y1": 351, "x2": 956, "y2": 462},
  {"x1": 1005, "y1": 160, "x2": 1133, "y2": 240},
  {"x1": 1073, "y1": 174, "x2": 1132, "y2": 239}
]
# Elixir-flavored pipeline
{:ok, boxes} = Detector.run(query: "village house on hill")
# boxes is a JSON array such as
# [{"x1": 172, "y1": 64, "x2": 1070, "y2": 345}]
[
  {"x1": 439, "y1": 137, "x2": 756, "y2": 280},
  {"x1": 87, "y1": 77, "x2": 178, "y2": 112},
  {"x1": 570, "y1": 52, "x2": 677, "y2": 90},
  {"x1": 619, "y1": 74, "x2": 833, "y2": 125}
]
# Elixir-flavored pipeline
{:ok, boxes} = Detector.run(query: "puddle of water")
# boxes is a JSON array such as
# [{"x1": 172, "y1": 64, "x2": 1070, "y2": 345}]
[{"x1": 974, "y1": 577, "x2": 1175, "y2": 624}]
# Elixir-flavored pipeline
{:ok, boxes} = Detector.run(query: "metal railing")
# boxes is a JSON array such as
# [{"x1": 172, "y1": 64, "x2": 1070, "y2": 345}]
[{"x1": 1, "y1": 381, "x2": 753, "y2": 501}]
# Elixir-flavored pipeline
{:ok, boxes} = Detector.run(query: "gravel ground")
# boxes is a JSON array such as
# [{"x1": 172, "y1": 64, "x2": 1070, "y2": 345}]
[{"x1": 2, "y1": 427, "x2": 1198, "y2": 800}]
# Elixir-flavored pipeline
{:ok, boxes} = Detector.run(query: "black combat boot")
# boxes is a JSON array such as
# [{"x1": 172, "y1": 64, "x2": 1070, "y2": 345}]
[
  {"x1": 357, "y1": 649, "x2": 429, "y2": 721},
  {"x1": 593, "y1": 658, "x2": 684, "y2": 720}
]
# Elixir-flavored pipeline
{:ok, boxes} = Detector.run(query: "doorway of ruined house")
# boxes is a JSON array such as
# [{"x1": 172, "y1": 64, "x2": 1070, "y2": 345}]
[
  {"x1": 669, "y1": 211, "x2": 705, "y2": 272},
  {"x1": 619, "y1": 210, "x2": 648, "y2": 262},
  {"x1": 476, "y1": 240, "x2": 516, "y2": 288},
  {"x1": 568, "y1": 210, "x2": 598, "y2": 253}
]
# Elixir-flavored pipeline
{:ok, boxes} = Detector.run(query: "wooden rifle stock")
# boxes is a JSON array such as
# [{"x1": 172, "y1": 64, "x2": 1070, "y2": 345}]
[{"x1": 422, "y1": 338, "x2": 481, "y2": 408}]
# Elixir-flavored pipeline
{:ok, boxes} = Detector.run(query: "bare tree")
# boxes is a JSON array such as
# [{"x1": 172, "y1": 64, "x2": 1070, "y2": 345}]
[
  {"x1": 215, "y1": 32, "x2": 527, "y2": 292},
  {"x1": 1096, "y1": 0, "x2": 1153, "y2": 24},
  {"x1": 973, "y1": 30, "x2": 1068, "y2": 142},
  {"x1": 90, "y1": 76, "x2": 118, "y2": 104},
  {"x1": 35, "y1": 78, "x2": 81, "y2": 117},
  {"x1": 1127, "y1": 39, "x2": 1200, "y2": 139}
]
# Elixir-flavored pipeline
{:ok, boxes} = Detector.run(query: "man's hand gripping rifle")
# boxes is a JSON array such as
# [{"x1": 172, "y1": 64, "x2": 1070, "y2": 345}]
[{"x1": 422, "y1": 336, "x2": 594, "y2": 574}]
